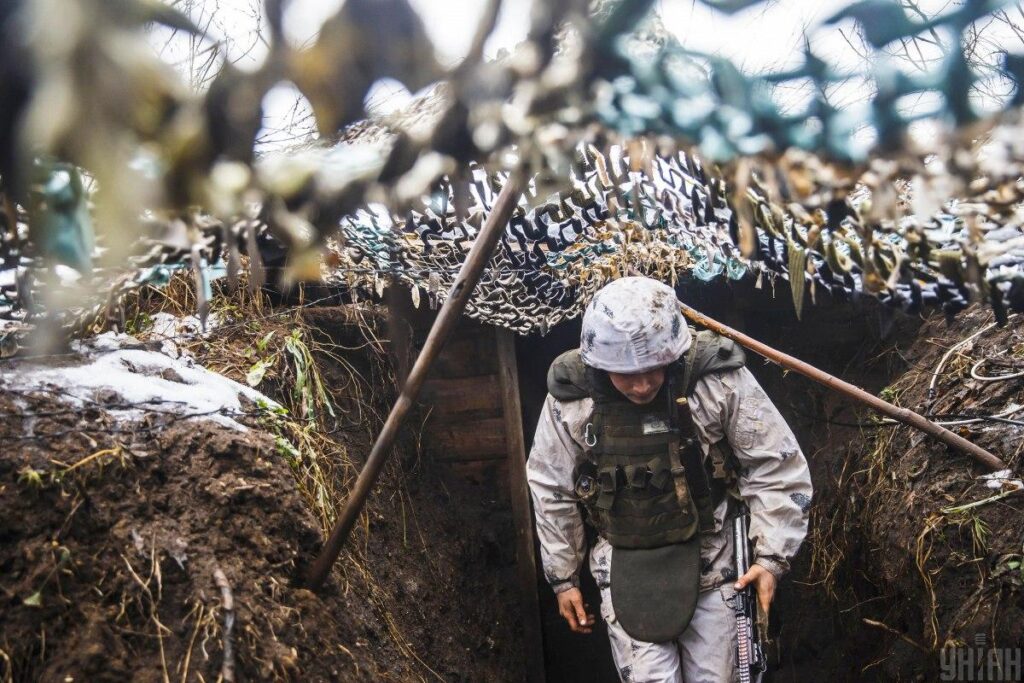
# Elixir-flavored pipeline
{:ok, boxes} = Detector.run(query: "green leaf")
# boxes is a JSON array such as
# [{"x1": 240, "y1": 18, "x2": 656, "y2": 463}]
[
  {"x1": 256, "y1": 331, "x2": 275, "y2": 352},
  {"x1": 23, "y1": 591, "x2": 42, "y2": 607},
  {"x1": 126, "y1": 312, "x2": 153, "y2": 335},
  {"x1": 18, "y1": 466, "x2": 44, "y2": 489},
  {"x1": 274, "y1": 437, "x2": 302, "y2": 464},
  {"x1": 246, "y1": 359, "x2": 271, "y2": 387}
]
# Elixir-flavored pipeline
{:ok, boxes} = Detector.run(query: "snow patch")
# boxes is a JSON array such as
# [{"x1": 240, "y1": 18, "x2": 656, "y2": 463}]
[
  {"x1": 146, "y1": 311, "x2": 221, "y2": 358},
  {"x1": 979, "y1": 468, "x2": 1024, "y2": 492},
  {"x1": 3, "y1": 331, "x2": 276, "y2": 431},
  {"x1": 53, "y1": 265, "x2": 82, "y2": 286}
]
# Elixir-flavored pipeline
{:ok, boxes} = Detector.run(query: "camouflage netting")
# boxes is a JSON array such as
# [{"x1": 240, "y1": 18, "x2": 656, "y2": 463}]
[
  {"x1": 329, "y1": 140, "x2": 745, "y2": 334},
  {"x1": 329, "y1": 126, "x2": 1024, "y2": 334}
]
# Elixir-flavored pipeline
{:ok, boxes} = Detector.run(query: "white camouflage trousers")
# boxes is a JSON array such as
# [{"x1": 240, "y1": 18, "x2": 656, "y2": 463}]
[{"x1": 590, "y1": 538, "x2": 738, "y2": 683}]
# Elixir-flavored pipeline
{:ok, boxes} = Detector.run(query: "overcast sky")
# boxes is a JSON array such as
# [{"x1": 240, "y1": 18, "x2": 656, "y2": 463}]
[{"x1": 159, "y1": 0, "x2": 1021, "y2": 148}]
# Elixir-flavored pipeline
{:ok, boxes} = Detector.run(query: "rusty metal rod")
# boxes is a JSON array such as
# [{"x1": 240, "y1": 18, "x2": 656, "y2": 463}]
[
  {"x1": 679, "y1": 303, "x2": 1008, "y2": 472},
  {"x1": 304, "y1": 172, "x2": 524, "y2": 590}
]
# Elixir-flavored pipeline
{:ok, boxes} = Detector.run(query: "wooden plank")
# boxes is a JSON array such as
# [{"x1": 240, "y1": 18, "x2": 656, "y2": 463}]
[
  {"x1": 495, "y1": 328, "x2": 547, "y2": 683},
  {"x1": 426, "y1": 416, "x2": 506, "y2": 458},
  {"x1": 397, "y1": 289, "x2": 497, "y2": 378},
  {"x1": 420, "y1": 375, "x2": 502, "y2": 417},
  {"x1": 426, "y1": 333, "x2": 498, "y2": 378}
]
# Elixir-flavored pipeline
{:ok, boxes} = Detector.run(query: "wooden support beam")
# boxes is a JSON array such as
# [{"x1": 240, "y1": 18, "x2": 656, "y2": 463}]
[
  {"x1": 679, "y1": 303, "x2": 1008, "y2": 472},
  {"x1": 420, "y1": 376, "x2": 503, "y2": 417},
  {"x1": 495, "y1": 328, "x2": 547, "y2": 683},
  {"x1": 429, "y1": 416, "x2": 507, "y2": 457}
]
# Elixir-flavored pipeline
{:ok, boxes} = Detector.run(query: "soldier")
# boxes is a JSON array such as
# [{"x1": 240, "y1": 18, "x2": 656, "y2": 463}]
[{"x1": 527, "y1": 276, "x2": 812, "y2": 682}]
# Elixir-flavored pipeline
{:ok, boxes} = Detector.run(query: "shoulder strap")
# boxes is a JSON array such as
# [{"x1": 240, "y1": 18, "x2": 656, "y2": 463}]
[
  {"x1": 546, "y1": 349, "x2": 591, "y2": 401},
  {"x1": 682, "y1": 329, "x2": 746, "y2": 395}
]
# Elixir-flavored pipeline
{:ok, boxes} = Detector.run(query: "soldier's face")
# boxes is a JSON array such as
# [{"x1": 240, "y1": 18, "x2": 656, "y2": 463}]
[{"x1": 607, "y1": 367, "x2": 666, "y2": 405}]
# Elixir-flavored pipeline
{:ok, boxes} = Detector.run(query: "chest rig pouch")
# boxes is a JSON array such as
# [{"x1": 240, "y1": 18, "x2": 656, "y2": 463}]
[{"x1": 579, "y1": 364, "x2": 723, "y2": 643}]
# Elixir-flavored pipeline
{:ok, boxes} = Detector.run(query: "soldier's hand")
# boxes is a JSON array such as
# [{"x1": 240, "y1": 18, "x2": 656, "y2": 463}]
[
  {"x1": 556, "y1": 588, "x2": 595, "y2": 634},
  {"x1": 734, "y1": 564, "x2": 776, "y2": 614}
]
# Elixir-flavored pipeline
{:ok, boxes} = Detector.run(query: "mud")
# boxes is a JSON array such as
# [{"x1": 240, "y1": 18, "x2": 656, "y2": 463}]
[
  {"x1": 0, "y1": 305, "x2": 525, "y2": 682},
  {"x1": 801, "y1": 307, "x2": 1024, "y2": 681}
]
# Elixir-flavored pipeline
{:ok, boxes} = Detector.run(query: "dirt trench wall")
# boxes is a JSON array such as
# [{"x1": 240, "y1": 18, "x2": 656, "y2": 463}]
[
  {"x1": 803, "y1": 308, "x2": 1024, "y2": 681},
  {"x1": 0, "y1": 418, "x2": 323, "y2": 682},
  {"x1": 0, "y1": 304, "x2": 526, "y2": 682}
]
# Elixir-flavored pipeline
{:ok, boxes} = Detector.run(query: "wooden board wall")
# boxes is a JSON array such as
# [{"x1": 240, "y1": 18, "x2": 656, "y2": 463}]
[
  {"x1": 415, "y1": 321, "x2": 514, "y2": 491},
  {"x1": 390, "y1": 289, "x2": 545, "y2": 682}
]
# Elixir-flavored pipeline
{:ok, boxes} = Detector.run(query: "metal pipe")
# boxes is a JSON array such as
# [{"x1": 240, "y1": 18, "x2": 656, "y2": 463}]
[
  {"x1": 679, "y1": 303, "x2": 1008, "y2": 472},
  {"x1": 304, "y1": 172, "x2": 524, "y2": 591}
]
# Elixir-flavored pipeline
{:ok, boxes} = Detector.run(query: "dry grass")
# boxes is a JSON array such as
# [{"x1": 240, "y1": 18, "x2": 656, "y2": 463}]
[
  {"x1": 118, "y1": 274, "x2": 447, "y2": 679},
  {"x1": 809, "y1": 310, "x2": 1024, "y2": 657},
  {"x1": 123, "y1": 274, "x2": 390, "y2": 536}
]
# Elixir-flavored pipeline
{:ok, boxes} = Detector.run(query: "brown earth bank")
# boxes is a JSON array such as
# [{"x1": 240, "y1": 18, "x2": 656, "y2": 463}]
[
  {"x1": 808, "y1": 306, "x2": 1024, "y2": 682},
  {"x1": 0, "y1": 302, "x2": 525, "y2": 682},
  {"x1": 757, "y1": 303, "x2": 1024, "y2": 682}
]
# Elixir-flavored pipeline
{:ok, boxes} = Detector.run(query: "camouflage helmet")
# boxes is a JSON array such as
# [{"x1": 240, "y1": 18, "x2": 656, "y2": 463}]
[{"x1": 580, "y1": 277, "x2": 691, "y2": 373}]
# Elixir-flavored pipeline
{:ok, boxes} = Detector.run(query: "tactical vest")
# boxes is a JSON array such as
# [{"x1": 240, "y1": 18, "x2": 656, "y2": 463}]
[{"x1": 547, "y1": 329, "x2": 746, "y2": 551}]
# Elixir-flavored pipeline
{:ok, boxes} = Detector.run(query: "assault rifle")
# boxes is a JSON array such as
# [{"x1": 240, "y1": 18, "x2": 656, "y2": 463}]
[{"x1": 733, "y1": 511, "x2": 767, "y2": 683}]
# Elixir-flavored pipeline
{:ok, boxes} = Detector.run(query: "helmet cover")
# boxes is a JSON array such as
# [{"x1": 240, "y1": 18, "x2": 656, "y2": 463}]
[{"x1": 580, "y1": 277, "x2": 691, "y2": 373}]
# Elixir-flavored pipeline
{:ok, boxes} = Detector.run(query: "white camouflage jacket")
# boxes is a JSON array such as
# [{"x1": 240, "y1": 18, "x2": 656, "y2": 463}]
[{"x1": 527, "y1": 366, "x2": 813, "y2": 594}]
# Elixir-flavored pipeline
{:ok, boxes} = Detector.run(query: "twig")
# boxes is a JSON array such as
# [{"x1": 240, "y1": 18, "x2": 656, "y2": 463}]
[
  {"x1": 213, "y1": 567, "x2": 235, "y2": 683},
  {"x1": 862, "y1": 618, "x2": 930, "y2": 652},
  {"x1": 941, "y1": 486, "x2": 1024, "y2": 514},
  {"x1": 927, "y1": 316, "x2": 1016, "y2": 399},
  {"x1": 0, "y1": 647, "x2": 12, "y2": 683},
  {"x1": 52, "y1": 446, "x2": 122, "y2": 472},
  {"x1": 122, "y1": 552, "x2": 170, "y2": 683}
]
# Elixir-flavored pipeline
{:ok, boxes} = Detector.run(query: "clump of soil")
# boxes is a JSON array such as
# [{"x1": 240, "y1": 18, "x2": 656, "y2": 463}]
[
  {"x1": 0, "y1": 303, "x2": 524, "y2": 681},
  {"x1": 808, "y1": 307, "x2": 1024, "y2": 680}
]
